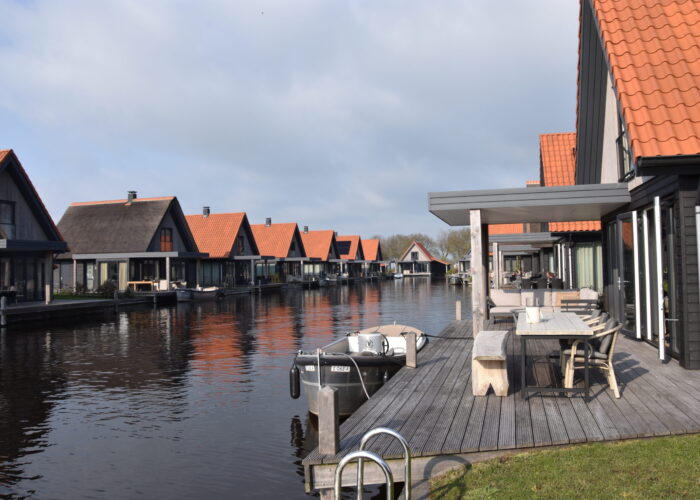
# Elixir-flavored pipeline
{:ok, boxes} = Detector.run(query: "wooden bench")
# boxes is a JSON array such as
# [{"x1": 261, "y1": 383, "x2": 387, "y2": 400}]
[{"x1": 472, "y1": 330, "x2": 509, "y2": 396}]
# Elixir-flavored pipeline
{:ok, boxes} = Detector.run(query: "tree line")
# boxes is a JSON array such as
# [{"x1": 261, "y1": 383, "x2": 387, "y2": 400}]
[{"x1": 375, "y1": 228, "x2": 471, "y2": 264}]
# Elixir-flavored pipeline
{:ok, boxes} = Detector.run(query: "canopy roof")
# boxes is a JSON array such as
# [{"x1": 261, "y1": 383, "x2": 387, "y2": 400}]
[{"x1": 429, "y1": 183, "x2": 630, "y2": 226}]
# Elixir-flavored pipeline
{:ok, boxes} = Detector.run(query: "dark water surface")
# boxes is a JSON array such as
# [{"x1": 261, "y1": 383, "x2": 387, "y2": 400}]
[{"x1": 0, "y1": 280, "x2": 470, "y2": 499}]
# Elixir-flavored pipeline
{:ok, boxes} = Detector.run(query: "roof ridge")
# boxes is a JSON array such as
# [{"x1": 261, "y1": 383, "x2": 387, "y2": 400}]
[{"x1": 70, "y1": 196, "x2": 174, "y2": 206}]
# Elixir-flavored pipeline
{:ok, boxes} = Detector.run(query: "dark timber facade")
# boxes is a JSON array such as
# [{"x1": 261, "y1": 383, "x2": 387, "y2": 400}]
[{"x1": 0, "y1": 150, "x2": 68, "y2": 301}]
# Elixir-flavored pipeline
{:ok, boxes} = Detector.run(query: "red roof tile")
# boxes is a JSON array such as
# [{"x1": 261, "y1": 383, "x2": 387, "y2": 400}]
[
  {"x1": 250, "y1": 223, "x2": 300, "y2": 259},
  {"x1": 488, "y1": 224, "x2": 524, "y2": 234},
  {"x1": 300, "y1": 230, "x2": 336, "y2": 261},
  {"x1": 186, "y1": 212, "x2": 247, "y2": 259},
  {"x1": 592, "y1": 0, "x2": 700, "y2": 159},
  {"x1": 540, "y1": 133, "x2": 577, "y2": 186},
  {"x1": 550, "y1": 221, "x2": 602, "y2": 232},
  {"x1": 337, "y1": 235, "x2": 363, "y2": 260},
  {"x1": 362, "y1": 239, "x2": 382, "y2": 261}
]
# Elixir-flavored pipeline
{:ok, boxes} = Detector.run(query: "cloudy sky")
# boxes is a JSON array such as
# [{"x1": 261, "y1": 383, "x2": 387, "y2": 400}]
[{"x1": 0, "y1": 0, "x2": 579, "y2": 238}]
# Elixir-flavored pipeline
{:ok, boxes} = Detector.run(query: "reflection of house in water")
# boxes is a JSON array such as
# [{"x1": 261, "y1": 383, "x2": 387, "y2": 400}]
[{"x1": 0, "y1": 331, "x2": 68, "y2": 488}]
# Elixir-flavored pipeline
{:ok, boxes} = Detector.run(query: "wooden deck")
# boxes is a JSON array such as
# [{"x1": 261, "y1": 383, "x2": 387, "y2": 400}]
[{"x1": 302, "y1": 319, "x2": 700, "y2": 494}]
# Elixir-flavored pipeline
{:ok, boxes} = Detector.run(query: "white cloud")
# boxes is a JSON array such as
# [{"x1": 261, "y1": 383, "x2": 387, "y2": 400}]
[{"x1": 0, "y1": 0, "x2": 579, "y2": 237}]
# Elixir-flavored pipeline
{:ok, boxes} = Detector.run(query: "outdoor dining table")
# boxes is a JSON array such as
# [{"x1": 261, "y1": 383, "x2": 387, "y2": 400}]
[{"x1": 515, "y1": 310, "x2": 593, "y2": 400}]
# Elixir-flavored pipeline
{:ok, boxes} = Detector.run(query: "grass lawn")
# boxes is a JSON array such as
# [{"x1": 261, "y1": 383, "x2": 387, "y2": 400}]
[{"x1": 431, "y1": 434, "x2": 700, "y2": 499}]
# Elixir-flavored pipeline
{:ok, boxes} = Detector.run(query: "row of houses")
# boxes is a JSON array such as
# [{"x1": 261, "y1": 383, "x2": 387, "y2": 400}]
[
  {"x1": 52, "y1": 193, "x2": 389, "y2": 292},
  {"x1": 0, "y1": 148, "x2": 452, "y2": 302}
]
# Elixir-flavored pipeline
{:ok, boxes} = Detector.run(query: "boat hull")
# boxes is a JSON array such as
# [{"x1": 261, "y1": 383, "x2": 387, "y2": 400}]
[{"x1": 297, "y1": 358, "x2": 403, "y2": 416}]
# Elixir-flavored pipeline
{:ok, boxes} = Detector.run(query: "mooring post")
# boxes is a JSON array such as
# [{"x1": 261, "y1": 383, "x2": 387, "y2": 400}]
[
  {"x1": 406, "y1": 331, "x2": 417, "y2": 368},
  {"x1": 45, "y1": 284, "x2": 52, "y2": 304},
  {"x1": 318, "y1": 386, "x2": 339, "y2": 455},
  {"x1": 456, "y1": 300, "x2": 462, "y2": 321},
  {"x1": 0, "y1": 296, "x2": 7, "y2": 327}
]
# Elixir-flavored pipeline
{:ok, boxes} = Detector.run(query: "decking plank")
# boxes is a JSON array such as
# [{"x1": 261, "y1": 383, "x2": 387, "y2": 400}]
[{"x1": 461, "y1": 395, "x2": 488, "y2": 452}]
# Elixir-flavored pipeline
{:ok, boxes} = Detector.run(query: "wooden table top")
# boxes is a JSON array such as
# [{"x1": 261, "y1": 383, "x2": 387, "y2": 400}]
[{"x1": 516, "y1": 311, "x2": 592, "y2": 337}]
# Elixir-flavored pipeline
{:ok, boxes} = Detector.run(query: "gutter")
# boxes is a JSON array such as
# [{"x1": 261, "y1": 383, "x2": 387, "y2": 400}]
[{"x1": 637, "y1": 154, "x2": 700, "y2": 176}]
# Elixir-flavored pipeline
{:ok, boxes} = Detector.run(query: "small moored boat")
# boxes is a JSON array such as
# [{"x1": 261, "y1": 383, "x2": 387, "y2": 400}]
[
  {"x1": 176, "y1": 286, "x2": 220, "y2": 302},
  {"x1": 290, "y1": 324, "x2": 428, "y2": 416}
]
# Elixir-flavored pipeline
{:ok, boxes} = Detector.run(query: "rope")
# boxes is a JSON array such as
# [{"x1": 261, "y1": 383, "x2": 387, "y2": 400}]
[
  {"x1": 324, "y1": 352, "x2": 371, "y2": 400},
  {"x1": 421, "y1": 334, "x2": 473, "y2": 340}
]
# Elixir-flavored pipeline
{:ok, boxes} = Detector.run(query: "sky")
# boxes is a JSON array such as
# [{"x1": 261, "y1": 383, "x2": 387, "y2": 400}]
[{"x1": 0, "y1": 0, "x2": 580, "y2": 239}]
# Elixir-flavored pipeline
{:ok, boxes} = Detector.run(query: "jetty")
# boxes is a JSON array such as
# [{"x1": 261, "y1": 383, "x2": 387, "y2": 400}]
[{"x1": 302, "y1": 319, "x2": 700, "y2": 498}]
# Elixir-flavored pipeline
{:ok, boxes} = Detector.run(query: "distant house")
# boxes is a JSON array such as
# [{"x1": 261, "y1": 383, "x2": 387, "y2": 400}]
[
  {"x1": 300, "y1": 227, "x2": 341, "y2": 278},
  {"x1": 55, "y1": 191, "x2": 204, "y2": 291},
  {"x1": 398, "y1": 241, "x2": 448, "y2": 277},
  {"x1": 250, "y1": 219, "x2": 307, "y2": 282},
  {"x1": 361, "y1": 239, "x2": 384, "y2": 274},
  {"x1": 336, "y1": 235, "x2": 365, "y2": 277},
  {"x1": 185, "y1": 208, "x2": 260, "y2": 288},
  {"x1": 0, "y1": 150, "x2": 68, "y2": 301}
]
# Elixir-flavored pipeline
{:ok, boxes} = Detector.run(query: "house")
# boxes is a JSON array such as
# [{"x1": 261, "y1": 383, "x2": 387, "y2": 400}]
[
  {"x1": 300, "y1": 227, "x2": 341, "y2": 278},
  {"x1": 0, "y1": 150, "x2": 68, "y2": 301},
  {"x1": 55, "y1": 191, "x2": 205, "y2": 291},
  {"x1": 361, "y1": 238, "x2": 384, "y2": 274},
  {"x1": 336, "y1": 235, "x2": 365, "y2": 277},
  {"x1": 541, "y1": 132, "x2": 603, "y2": 292},
  {"x1": 398, "y1": 241, "x2": 448, "y2": 277},
  {"x1": 185, "y1": 208, "x2": 260, "y2": 288},
  {"x1": 430, "y1": 0, "x2": 700, "y2": 368},
  {"x1": 250, "y1": 219, "x2": 307, "y2": 283}
]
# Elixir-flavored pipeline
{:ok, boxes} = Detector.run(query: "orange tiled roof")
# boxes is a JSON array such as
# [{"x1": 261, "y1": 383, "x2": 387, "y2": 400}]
[
  {"x1": 337, "y1": 235, "x2": 362, "y2": 260},
  {"x1": 250, "y1": 222, "x2": 300, "y2": 259},
  {"x1": 550, "y1": 221, "x2": 602, "y2": 232},
  {"x1": 489, "y1": 224, "x2": 524, "y2": 234},
  {"x1": 0, "y1": 150, "x2": 8, "y2": 162},
  {"x1": 300, "y1": 230, "x2": 335, "y2": 261},
  {"x1": 362, "y1": 239, "x2": 382, "y2": 261},
  {"x1": 592, "y1": 0, "x2": 700, "y2": 159},
  {"x1": 540, "y1": 133, "x2": 577, "y2": 186},
  {"x1": 186, "y1": 212, "x2": 246, "y2": 259},
  {"x1": 70, "y1": 196, "x2": 175, "y2": 206},
  {"x1": 540, "y1": 132, "x2": 601, "y2": 232}
]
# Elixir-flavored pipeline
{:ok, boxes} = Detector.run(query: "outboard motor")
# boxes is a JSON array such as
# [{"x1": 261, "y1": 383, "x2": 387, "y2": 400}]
[
  {"x1": 357, "y1": 333, "x2": 384, "y2": 355},
  {"x1": 289, "y1": 363, "x2": 300, "y2": 399}
]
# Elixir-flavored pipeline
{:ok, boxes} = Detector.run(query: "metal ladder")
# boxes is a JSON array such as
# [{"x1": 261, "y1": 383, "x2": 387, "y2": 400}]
[{"x1": 333, "y1": 427, "x2": 411, "y2": 500}]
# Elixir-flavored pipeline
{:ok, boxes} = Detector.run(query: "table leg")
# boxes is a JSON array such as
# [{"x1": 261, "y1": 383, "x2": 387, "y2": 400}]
[
  {"x1": 520, "y1": 335, "x2": 526, "y2": 400},
  {"x1": 584, "y1": 338, "x2": 590, "y2": 400}
]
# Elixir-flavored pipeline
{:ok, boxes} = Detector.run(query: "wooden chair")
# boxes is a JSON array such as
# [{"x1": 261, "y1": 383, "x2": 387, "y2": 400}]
[
  {"x1": 563, "y1": 319, "x2": 623, "y2": 398},
  {"x1": 558, "y1": 312, "x2": 607, "y2": 372}
]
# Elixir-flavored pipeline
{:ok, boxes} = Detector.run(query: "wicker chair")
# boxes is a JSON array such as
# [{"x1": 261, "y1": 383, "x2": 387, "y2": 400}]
[{"x1": 563, "y1": 319, "x2": 623, "y2": 398}]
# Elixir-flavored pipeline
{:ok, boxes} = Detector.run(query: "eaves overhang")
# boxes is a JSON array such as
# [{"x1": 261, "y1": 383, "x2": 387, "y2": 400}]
[{"x1": 429, "y1": 183, "x2": 630, "y2": 226}]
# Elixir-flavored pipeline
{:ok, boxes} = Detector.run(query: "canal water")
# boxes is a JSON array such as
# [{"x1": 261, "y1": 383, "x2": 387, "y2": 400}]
[{"x1": 0, "y1": 279, "x2": 470, "y2": 499}]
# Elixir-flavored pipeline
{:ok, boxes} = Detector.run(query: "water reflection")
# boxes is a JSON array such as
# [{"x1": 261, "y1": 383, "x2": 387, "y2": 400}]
[{"x1": 0, "y1": 280, "x2": 469, "y2": 499}]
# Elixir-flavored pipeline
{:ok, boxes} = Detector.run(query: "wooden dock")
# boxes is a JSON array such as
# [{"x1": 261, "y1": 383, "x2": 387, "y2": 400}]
[{"x1": 302, "y1": 319, "x2": 700, "y2": 496}]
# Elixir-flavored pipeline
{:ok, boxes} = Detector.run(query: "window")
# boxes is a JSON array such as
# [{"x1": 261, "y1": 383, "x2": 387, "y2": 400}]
[
  {"x1": 616, "y1": 116, "x2": 633, "y2": 180},
  {"x1": 0, "y1": 201, "x2": 15, "y2": 239},
  {"x1": 160, "y1": 228, "x2": 173, "y2": 251},
  {"x1": 411, "y1": 251, "x2": 419, "y2": 261},
  {"x1": 237, "y1": 235, "x2": 245, "y2": 255}
]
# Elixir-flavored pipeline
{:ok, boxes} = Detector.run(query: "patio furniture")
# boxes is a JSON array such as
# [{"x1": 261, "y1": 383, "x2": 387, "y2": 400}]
[
  {"x1": 563, "y1": 319, "x2": 623, "y2": 398},
  {"x1": 516, "y1": 311, "x2": 593, "y2": 399},
  {"x1": 551, "y1": 278, "x2": 563, "y2": 289},
  {"x1": 535, "y1": 277, "x2": 547, "y2": 289},
  {"x1": 488, "y1": 288, "x2": 600, "y2": 320},
  {"x1": 521, "y1": 278, "x2": 532, "y2": 289},
  {"x1": 472, "y1": 330, "x2": 509, "y2": 396}
]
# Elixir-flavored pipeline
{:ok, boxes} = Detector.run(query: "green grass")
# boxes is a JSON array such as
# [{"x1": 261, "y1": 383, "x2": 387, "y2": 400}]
[{"x1": 431, "y1": 434, "x2": 700, "y2": 499}]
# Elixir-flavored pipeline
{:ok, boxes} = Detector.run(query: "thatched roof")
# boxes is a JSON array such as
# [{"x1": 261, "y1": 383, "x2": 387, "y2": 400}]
[{"x1": 57, "y1": 197, "x2": 196, "y2": 256}]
